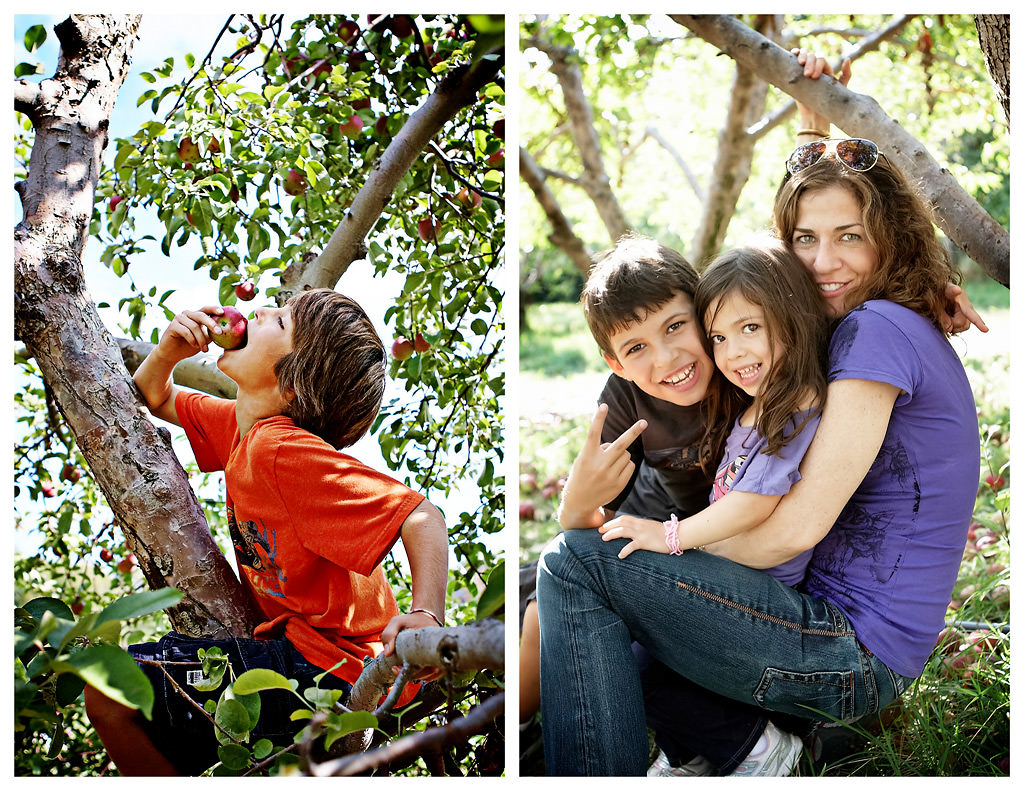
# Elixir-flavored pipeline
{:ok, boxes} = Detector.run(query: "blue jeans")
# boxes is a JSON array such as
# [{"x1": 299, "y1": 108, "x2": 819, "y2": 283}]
[{"x1": 537, "y1": 529, "x2": 912, "y2": 776}]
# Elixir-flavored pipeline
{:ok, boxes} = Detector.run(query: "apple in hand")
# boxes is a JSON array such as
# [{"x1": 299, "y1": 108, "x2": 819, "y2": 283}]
[
  {"x1": 235, "y1": 280, "x2": 256, "y2": 301},
  {"x1": 210, "y1": 306, "x2": 248, "y2": 350}
]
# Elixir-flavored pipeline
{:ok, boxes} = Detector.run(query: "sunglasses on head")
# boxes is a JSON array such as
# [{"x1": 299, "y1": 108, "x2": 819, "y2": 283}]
[{"x1": 785, "y1": 138, "x2": 882, "y2": 176}]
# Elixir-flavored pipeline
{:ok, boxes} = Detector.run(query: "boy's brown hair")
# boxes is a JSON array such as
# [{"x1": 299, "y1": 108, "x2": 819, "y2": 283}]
[
  {"x1": 274, "y1": 289, "x2": 386, "y2": 449},
  {"x1": 581, "y1": 234, "x2": 699, "y2": 360}
]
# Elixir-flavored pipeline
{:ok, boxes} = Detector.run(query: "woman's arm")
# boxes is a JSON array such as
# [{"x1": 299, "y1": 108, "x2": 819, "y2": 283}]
[
  {"x1": 705, "y1": 378, "x2": 898, "y2": 568},
  {"x1": 598, "y1": 489, "x2": 781, "y2": 559}
]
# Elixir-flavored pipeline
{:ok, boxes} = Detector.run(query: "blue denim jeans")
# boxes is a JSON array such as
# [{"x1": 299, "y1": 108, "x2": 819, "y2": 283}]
[{"x1": 537, "y1": 529, "x2": 912, "y2": 776}]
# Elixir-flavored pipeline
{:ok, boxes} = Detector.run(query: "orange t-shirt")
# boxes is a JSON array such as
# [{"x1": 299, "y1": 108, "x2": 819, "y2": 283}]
[{"x1": 175, "y1": 392, "x2": 425, "y2": 686}]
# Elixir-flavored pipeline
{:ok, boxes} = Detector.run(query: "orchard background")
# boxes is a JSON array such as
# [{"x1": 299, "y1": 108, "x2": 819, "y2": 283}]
[
  {"x1": 15, "y1": 14, "x2": 505, "y2": 776},
  {"x1": 517, "y1": 14, "x2": 1009, "y2": 776}
]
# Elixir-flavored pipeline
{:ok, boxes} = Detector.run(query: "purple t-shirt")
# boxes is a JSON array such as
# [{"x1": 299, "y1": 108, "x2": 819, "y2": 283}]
[
  {"x1": 714, "y1": 411, "x2": 820, "y2": 586},
  {"x1": 803, "y1": 301, "x2": 979, "y2": 677}
]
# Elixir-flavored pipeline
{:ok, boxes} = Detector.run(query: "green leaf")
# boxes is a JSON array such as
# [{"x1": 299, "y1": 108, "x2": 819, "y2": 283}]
[
  {"x1": 217, "y1": 742, "x2": 251, "y2": 770},
  {"x1": 94, "y1": 588, "x2": 184, "y2": 627},
  {"x1": 214, "y1": 697, "x2": 252, "y2": 741},
  {"x1": 475, "y1": 559, "x2": 505, "y2": 621},
  {"x1": 23, "y1": 24, "x2": 47, "y2": 53},
  {"x1": 22, "y1": 597, "x2": 75, "y2": 623},
  {"x1": 50, "y1": 644, "x2": 154, "y2": 719},
  {"x1": 232, "y1": 668, "x2": 294, "y2": 695},
  {"x1": 323, "y1": 710, "x2": 378, "y2": 750},
  {"x1": 253, "y1": 738, "x2": 274, "y2": 760},
  {"x1": 15, "y1": 62, "x2": 44, "y2": 78}
]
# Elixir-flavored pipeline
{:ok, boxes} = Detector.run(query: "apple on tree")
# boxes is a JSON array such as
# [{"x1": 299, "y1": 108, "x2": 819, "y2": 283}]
[
  {"x1": 109, "y1": 195, "x2": 125, "y2": 212},
  {"x1": 338, "y1": 114, "x2": 364, "y2": 138},
  {"x1": 235, "y1": 280, "x2": 257, "y2": 301},
  {"x1": 414, "y1": 332, "x2": 431, "y2": 352},
  {"x1": 337, "y1": 18, "x2": 360, "y2": 44},
  {"x1": 389, "y1": 15, "x2": 414, "y2": 38},
  {"x1": 210, "y1": 306, "x2": 248, "y2": 350},
  {"x1": 417, "y1": 216, "x2": 442, "y2": 243},
  {"x1": 456, "y1": 187, "x2": 483, "y2": 211},
  {"x1": 283, "y1": 168, "x2": 308, "y2": 197},
  {"x1": 391, "y1": 336, "x2": 414, "y2": 361},
  {"x1": 100, "y1": 548, "x2": 114, "y2": 563},
  {"x1": 177, "y1": 136, "x2": 201, "y2": 164}
]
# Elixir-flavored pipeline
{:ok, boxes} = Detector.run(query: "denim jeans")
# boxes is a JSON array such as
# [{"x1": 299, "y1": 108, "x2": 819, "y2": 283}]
[{"x1": 537, "y1": 529, "x2": 912, "y2": 776}]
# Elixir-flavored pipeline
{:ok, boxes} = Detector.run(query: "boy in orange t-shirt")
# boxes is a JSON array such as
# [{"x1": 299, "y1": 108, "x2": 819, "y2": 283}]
[{"x1": 85, "y1": 289, "x2": 448, "y2": 775}]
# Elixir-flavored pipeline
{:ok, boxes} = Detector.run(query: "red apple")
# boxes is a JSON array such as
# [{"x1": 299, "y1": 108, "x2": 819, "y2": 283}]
[
  {"x1": 374, "y1": 116, "x2": 390, "y2": 136},
  {"x1": 985, "y1": 473, "x2": 1006, "y2": 491},
  {"x1": 177, "y1": 136, "x2": 201, "y2": 164},
  {"x1": 487, "y1": 148, "x2": 505, "y2": 166},
  {"x1": 414, "y1": 332, "x2": 431, "y2": 352},
  {"x1": 207, "y1": 137, "x2": 221, "y2": 154},
  {"x1": 71, "y1": 598, "x2": 84, "y2": 616},
  {"x1": 185, "y1": 211, "x2": 195, "y2": 226},
  {"x1": 519, "y1": 502, "x2": 537, "y2": 521},
  {"x1": 389, "y1": 15, "x2": 414, "y2": 38},
  {"x1": 456, "y1": 187, "x2": 483, "y2": 211},
  {"x1": 210, "y1": 306, "x2": 248, "y2": 350},
  {"x1": 61, "y1": 463, "x2": 82, "y2": 483},
  {"x1": 417, "y1": 216, "x2": 441, "y2": 242},
  {"x1": 100, "y1": 548, "x2": 114, "y2": 563},
  {"x1": 235, "y1": 280, "x2": 256, "y2": 301},
  {"x1": 229, "y1": 184, "x2": 240, "y2": 203},
  {"x1": 392, "y1": 336, "x2": 414, "y2": 361},
  {"x1": 338, "y1": 114, "x2": 364, "y2": 138},
  {"x1": 118, "y1": 553, "x2": 138, "y2": 574},
  {"x1": 492, "y1": 118, "x2": 505, "y2": 140},
  {"x1": 351, "y1": 98, "x2": 371, "y2": 111},
  {"x1": 109, "y1": 195, "x2": 125, "y2": 212},
  {"x1": 283, "y1": 168, "x2": 308, "y2": 197},
  {"x1": 338, "y1": 19, "x2": 360, "y2": 44},
  {"x1": 41, "y1": 482, "x2": 56, "y2": 497},
  {"x1": 347, "y1": 50, "x2": 368, "y2": 69}
]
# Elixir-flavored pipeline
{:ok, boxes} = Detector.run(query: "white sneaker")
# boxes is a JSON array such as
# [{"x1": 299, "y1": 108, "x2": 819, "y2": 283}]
[
  {"x1": 730, "y1": 721, "x2": 803, "y2": 776},
  {"x1": 647, "y1": 750, "x2": 714, "y2": 777}
]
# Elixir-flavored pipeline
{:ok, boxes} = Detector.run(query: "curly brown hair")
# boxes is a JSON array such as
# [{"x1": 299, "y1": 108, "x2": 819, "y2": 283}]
[
  {"x1": 772, "y1": 153, "x2": 958, "y2": 332},
  {"x1": 273, "y1": 289, "x2": 386, "y2": 449},
  {"x1": 695, "y1": 239, "x2": 829, "y2": 460}
]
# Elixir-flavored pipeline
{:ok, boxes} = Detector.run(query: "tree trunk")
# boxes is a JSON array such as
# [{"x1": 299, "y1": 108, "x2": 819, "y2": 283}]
[
  {"x1": 528, "y1": 36, "x2": 631, "y2": 244},
  {"x1": 974, "y1": 15, "x2": 1009, "y2": 129},
  {"x1": 518, "y1": 146, "x2": 594, "y2": 275},
  {"x1": 278, "y1": 51, "x2": 505, "y2": 302},
  {"x1": 14, "y1": 15, "x2": 262, "y2": 638},
  {"x1": 673, "y1": 14, "x2": 1010, "y2": 287},
  {"x1": 689, "y1": 16, "x2": 778, "y2": 268}
]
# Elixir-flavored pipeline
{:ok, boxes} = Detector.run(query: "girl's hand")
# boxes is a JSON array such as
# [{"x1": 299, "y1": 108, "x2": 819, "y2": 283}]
[
  {"x1": 158, "y1": 307, "x2": 224, "y2": 361},
  {"x1": 599, "y1": 514, "x2": 668, "y2": 559}
]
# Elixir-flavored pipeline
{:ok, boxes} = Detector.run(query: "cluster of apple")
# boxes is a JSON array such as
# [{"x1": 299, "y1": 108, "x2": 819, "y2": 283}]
[
  {"x1": 518, "y1": 471, "x2": 566, "y2": 522},
  {"x1": 99, "y1": 546, "x2": 139, "y2": 575},
  {"x1": 391, "y1": 332, "x2": 431, "y2": 361},
  {"x1": 39, "y1": 463, "x2": 84, "y2": 498}
]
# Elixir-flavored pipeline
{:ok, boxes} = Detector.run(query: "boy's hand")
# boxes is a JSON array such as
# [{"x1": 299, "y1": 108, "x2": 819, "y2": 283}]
[
  {"x1": 599, "y1": 514, "x2": 668, "y2": 559},
  {"x1": 559, "y1": 404, "x2": 646, "y2": 528},
  {"x1": 381, "y1": 611, "x2": 444, "y2": 682},
  {"x1": 158, "y1": 307, "x2": 226, "y2": 362}
]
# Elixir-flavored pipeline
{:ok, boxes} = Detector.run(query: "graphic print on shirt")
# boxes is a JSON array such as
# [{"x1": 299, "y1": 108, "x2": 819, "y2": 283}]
[
  {"x1": 713, "y1": 455, "x2": 747, "y2": 500},
  {"x1": 227, "y1": 505, "x2": 287, "y2": 598},
  {"x1": 811, "y1": 437, "x2": 917, "y2": 586}
]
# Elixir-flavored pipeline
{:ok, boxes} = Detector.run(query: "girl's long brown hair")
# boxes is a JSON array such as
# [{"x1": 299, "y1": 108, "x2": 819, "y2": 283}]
[
  {"x1": 695, "y1": 239, "x2": 829, "y2": 459},
  {"x1": 773, "y1": 154, "x2": 958, "y2": 332}
]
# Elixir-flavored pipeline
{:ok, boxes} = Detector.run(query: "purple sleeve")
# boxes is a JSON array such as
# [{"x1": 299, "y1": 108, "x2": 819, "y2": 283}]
[{"x1": 729, "y1": 413, "x2": 821, "y2": 497}]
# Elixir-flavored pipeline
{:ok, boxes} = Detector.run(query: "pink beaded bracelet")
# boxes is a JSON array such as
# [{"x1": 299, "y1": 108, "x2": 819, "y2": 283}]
[{"x1": 663, "y1": 514, "x2": 684, "y2": 555}]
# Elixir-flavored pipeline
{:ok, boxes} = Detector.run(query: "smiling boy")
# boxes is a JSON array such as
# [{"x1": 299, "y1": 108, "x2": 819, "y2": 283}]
[{"x1": 85, "y1": 289, "x2": 448, "y2": 775}]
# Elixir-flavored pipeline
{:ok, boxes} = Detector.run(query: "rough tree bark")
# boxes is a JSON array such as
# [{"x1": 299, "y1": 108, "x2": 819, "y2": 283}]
[
  {"x1": 673, "y1": 14, "x2": 1010, "y2": 287},
  {"x1": 974, "y1": 15, "x2": 1009, "y2": 129},
  {"x1": 14, "y1": 14, "x2": 262, "y2": 639}
]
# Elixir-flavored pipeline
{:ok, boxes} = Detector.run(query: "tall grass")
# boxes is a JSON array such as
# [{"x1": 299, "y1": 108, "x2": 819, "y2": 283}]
[{"x1": 518, "y1": 292, "x2": 1010, "y2": 776}]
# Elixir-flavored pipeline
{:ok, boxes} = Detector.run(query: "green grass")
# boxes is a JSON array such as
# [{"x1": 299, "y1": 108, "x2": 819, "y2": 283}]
[{"x1": 518, "y1": 298, "x2": 1010, "y2": 776}]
